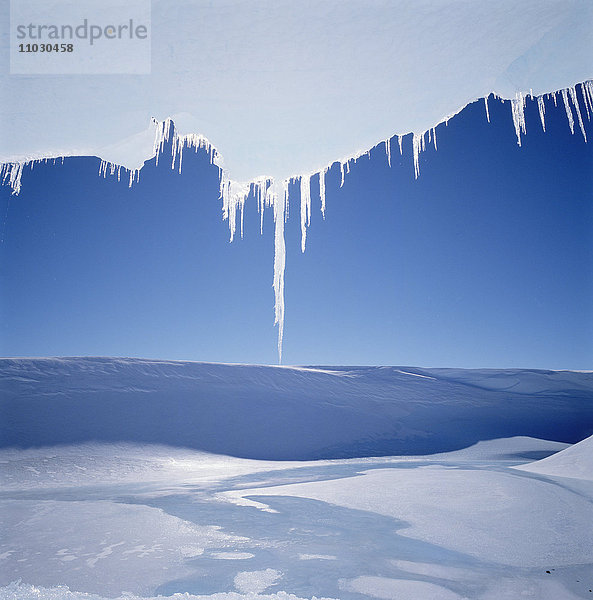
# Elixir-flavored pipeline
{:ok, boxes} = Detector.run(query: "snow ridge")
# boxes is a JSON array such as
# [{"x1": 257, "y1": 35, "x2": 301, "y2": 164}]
[{"x1": 1, "y1": 82, "x2": 592, "y2": 362}]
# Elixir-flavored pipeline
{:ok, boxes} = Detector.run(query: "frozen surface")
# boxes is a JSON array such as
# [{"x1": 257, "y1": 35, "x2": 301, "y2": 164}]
[
  {"x1": 225, "y1": 467, "x2": 593, "y2": 566},
  {"x1": 0, "y1": 498, "x2": 246, "y2": 596},
  {"x1": 1, "y1": 435, "x2": 592, "y2": 600}
]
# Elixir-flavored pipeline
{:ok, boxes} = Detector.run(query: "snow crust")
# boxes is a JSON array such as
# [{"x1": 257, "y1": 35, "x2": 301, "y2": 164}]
[{"x1": 1, "y1": 359, "x2": 591, "y2": 599}]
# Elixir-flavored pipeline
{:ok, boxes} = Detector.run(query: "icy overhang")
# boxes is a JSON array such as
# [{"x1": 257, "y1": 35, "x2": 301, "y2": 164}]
[{"x1": 1, "y1": 0, "x2": 592, "y2": 182}]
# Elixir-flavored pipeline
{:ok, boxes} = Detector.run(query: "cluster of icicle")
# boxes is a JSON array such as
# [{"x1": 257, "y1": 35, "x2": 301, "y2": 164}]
[
  {"x1": 1, "y1": 82, "x2": 592, "y2": 363},
  {"x1": 500, "y1": 81, "x2": 592, "y2": 146},
  {"x1": 0, "y1": 157, "x2": 65, "y2": 197},
  {"x1": 99, "y1": 117, "x2": 220, "y2": 188}
]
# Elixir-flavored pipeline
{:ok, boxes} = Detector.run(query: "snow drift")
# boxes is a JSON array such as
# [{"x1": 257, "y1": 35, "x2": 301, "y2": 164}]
[
  {"x1": 516, "y1": 432, "x2": 593, "y2": 480},
  {"x1": 1, "y1": 357, "x2": 592, "y2": 459}
]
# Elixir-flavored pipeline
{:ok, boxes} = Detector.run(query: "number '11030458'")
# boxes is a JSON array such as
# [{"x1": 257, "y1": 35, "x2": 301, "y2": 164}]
[{"x1": 18, "y1": 43, "x2": 74, "y2": 52}]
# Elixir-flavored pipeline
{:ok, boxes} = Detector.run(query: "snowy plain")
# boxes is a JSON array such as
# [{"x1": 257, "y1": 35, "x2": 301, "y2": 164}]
[{"x1": 1, "y1": 358, "x2": 593, "y2": 600}]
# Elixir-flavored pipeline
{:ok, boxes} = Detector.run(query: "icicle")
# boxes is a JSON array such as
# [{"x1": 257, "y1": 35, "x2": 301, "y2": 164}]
[
  {"x1": 537, "y1": 96, "x2": 546, "y2": 132},
  {"x1": 319, "y1": 167, "x2": 327, "y2": 218},
  {"x1": 582, "y1": 81, "x2": 593, "y2": 120},
  {"x1": 128, "y1": 169, "x2": 140, "y2": 188},
  {"x1": 240, "y1": 196, "x2": 245, "y2": 239},
  {"x1": 580, "y1": 83, "x2": 591, "y2": 120},
  {"x1": 99, "y1": 119, "x2": 219, "y2": 191},
  {"x1": 0, "y1": 163, "x2": 24, "y2": 195},
  {"x1": 150, "y1": 118, "x2": 216, "y2": 176},
  {"x1": 385, "y1": 138, "x2": 391, "y2": 167},
  {"x1": 220, "y1": 174, "x2": 249, "y2": 242},
  {"x1": 253, "y1": 177, "x2": 269, "y2": 235},
  {"x1": 4, "y1": 83, "x2": 593, "y2": 365},
  {"x1": 300, "y1": 173, "x2": 311, "y2": 252},
  {"x1": 412, "y1": 133, "x2": 422, "y2": 179},
  {"x1": 267, "y1": 180, "x2": 288, "y2": 363},
  {"x1": 153, "y1": 118, "x2": 172, "y2": 166},
  {"x1": 561, "y1": 88, "x2": 575, "y2": 135},
  {"x1": 510, "y1": 92, "x2": 527, "y2": 146},
  {"x1": 568, "y1": 86, "x2": 587, "y2": 141},
  {"x1": 552, "y1": 91, "x2": 558, "y2": 107}
]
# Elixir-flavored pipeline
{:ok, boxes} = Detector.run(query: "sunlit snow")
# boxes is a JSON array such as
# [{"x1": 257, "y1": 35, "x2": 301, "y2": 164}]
[{"x1": 1, "y1": 358, "x2": 592, "y2": 599}]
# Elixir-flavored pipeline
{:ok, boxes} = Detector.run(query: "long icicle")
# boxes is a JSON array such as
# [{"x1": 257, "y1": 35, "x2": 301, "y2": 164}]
[
  {"x1": 271, "y1": 180, "x2": 287, "y2": 362},
  {"x1": 300, "y1": 174, "x2": 311, "y2": 252}
]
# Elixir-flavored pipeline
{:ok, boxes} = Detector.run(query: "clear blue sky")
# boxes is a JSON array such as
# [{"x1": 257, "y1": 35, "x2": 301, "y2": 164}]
[{"x1": 1, "y1": 92, "x2": 591, "y2": 368}]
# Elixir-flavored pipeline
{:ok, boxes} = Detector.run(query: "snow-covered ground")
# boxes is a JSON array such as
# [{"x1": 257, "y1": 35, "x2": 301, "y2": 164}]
[
  {"x1": 1, "y1": 358, "x2": 592, "y2": 599},
  {"x1": 2, "y1": 358, "x2": 592, "y2": 458}
]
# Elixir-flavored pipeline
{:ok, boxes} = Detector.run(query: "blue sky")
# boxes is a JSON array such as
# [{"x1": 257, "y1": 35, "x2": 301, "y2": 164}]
[{"x1": 1, "y1": 92, "x2": 591, "y2": 368}]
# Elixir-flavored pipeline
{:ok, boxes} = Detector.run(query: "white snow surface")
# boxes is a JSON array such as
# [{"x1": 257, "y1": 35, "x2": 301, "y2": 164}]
[
  {"x1": 1, "y1": 435, "x2": 592, "y2": 600},
  {"x1": 234, "y1": 570, "x2": 282, "y2": 594},
  {"x1": 225, "y1": 466, "x2": 593, "y2": 567},
  {"x1": 341, "y1": 577, "x2": 467, "y2": 600},
  {"x1": 1, "y1": 359, "x2": 593, "y2": 597},
  {"x1": 0, "y1": 498, "x2": 246, "y2": 595},
  {"x1": 515, "y1": 433, "x2": 593, "y2": 480}
]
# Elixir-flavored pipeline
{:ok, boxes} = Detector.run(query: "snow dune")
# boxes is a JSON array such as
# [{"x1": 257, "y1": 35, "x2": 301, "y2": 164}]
[
  {"x1": 1, "y1": 357, "x2": 592, "y2": 459},
  {"x1": 516, "y1": 433, "x2": 593, "y2": 481}
]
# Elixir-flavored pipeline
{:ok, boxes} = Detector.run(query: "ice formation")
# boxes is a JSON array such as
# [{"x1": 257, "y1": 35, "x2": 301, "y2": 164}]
[
  {"x1": 300, "y1": 174, "x2": 311, "y2": 252},
  {"x1": 1, "y1": 82, "x2": 592, "y2": 362}
]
